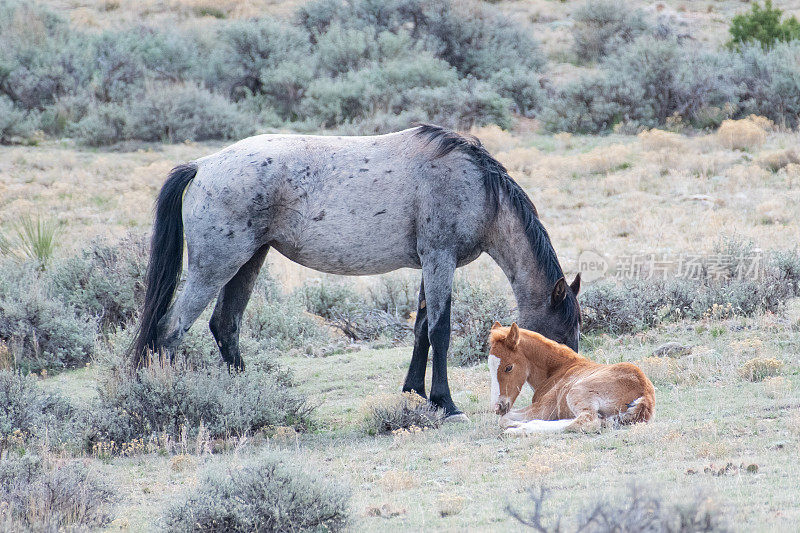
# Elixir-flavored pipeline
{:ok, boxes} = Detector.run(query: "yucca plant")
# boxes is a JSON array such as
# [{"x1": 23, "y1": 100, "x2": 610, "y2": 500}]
[
  {"x1": 0, "y1": 231, "x2": 14, "y2": 257},
  {"x1": 14, "y1": 215, "x2": 59, "y2": 269}
]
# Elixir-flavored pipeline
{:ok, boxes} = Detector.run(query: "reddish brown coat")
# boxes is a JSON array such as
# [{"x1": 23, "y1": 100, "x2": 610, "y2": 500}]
[{"x1": 489, "y1": 322, "x2": 654, "y2": 433}]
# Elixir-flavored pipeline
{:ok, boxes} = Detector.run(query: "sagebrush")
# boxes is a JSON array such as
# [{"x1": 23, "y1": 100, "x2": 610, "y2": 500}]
[{"x1": 164, "y1": 454, "x2": 350, "y2": 532}]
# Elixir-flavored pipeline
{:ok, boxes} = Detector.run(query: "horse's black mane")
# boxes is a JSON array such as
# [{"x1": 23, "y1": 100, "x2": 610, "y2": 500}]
[{"x1": 414, "y1": 123, "x2": 579, "y2": 325}]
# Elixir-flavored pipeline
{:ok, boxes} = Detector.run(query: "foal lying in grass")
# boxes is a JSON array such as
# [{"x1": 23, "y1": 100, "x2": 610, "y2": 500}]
[{"x1": 488, "y1": 322, "x2": 654, "y2": 434}]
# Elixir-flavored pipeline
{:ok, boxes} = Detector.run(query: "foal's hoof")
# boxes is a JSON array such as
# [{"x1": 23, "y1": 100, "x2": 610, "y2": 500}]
[
  {"x1": 504, "y1": 426, "x2": 526, "y2": 436},
  {"x1": 499, "y1": 416, "x2": 522, "y2": 429},
  {"x1": 443, "y1": 413, "x2": 470, "y2": 424}
]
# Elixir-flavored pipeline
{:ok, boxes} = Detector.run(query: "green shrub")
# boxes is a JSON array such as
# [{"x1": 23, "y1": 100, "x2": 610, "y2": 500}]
[
  {"x1": 297, "y1": 0, "x2": 544, "y2": 78},
  {"x1": 0, "y1": 0, "x2": 538, "y2": 142},
  {"x1": 543, "y1": 37, "x2": 740, "y2": 132},
  {"x1": 408, "y1": 78, "x2": 512, "y2": 130},
  {"x1": 48, "y1": 234, "x2": 148, "y2": 331},
  {"x1": 297, "y1": 276, "x2": 415, "y2": 343},
  {"x1": 0, "y1": 3, "x2": 89, "y2": 111},
  {"x1": 363, "y1": 392, "x2": 444, "y2": 435},
  {"x1": 245, "y1": 296, "x2": 330, "y2": 352},
  {"x1": 0, "y1": 371, "x2": 76, "y2": 451},
  {"x1": 70, "y1": 102, "x2": 129, "y2": 146},
  {"x1": 164, "y1": 454, "x2": 350, "y2": 532},
  {"x1": 0, "y1": 454, "x2": 114, "y2": 531},
  {"x1": 0, "y1": 96, "x2": 35, "y2": 144},
  {"x1": 729, "y1": 0, "x2": 800, "y2": 49},
  {"x1": 126, "y1": 83, "x2": 253, "y2": 143},
  {"x1": 732, "y1": 42, "x2": 800, "y2": 128},
  {"x1": 541, "y1": 74, "x2": 622, "y2": 133},
  {"x1": 600, "y1": 37, "x2": 737, "y2": 128},
  {"x1": 366, "y1": 273, "x2": 418, "y2": 318},
  {"x1": 450, "y1": 279, "x2": 514, "y2": 365},
  {"x1": 572, "y1": 0, "x2": 650, "y2": 62},
  {"x1": 0, "y1": 265, "x2": 97, "y2": 373},
  {"x1": 91, "y1": 355, "x2": 310, "y2": 446},
  {"x1": 302, "y1": 53, "x2": 462, "y2": 127},
  {"x1": 241, "y1": 274, "x2": 331, "y2": 352},
  {"x1": 490, "y1": 68, "x2": 544, "y2": 117},
  {"x1": 297, "y1": 278, "x2": 360, "y2": 319},
  {"x1": 207, "y1": 18, "x2": 312, "y2": 102},
  {"x1": 580, "y1": 244, "x2": 800, "y2": 334}
]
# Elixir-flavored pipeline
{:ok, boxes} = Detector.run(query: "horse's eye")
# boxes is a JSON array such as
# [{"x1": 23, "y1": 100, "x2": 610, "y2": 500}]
[{"x1": 504, "y1": 365, "x2": 513, "y2": 373}]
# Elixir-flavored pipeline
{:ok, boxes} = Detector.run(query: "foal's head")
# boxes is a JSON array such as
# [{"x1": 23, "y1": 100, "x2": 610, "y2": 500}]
[{"x1": 488, "y1": 322, "x2": 530, "y2": 415}]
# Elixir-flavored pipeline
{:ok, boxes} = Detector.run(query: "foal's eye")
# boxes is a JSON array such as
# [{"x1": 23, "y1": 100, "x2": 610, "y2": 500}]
[{"x1": 504, "y1": 365, "x2": 513, "y2": 373}]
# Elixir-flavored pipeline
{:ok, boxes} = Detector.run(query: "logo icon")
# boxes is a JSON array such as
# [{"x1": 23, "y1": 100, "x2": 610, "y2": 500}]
[{"x1": 578, "y1": 250, "x2": 608, "y2": 282}]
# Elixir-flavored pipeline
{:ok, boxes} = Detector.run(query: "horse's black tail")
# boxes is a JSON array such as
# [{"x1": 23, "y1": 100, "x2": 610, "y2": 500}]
[{"x1": 130, "y1": 163, "x2": 197, "y2": 368}]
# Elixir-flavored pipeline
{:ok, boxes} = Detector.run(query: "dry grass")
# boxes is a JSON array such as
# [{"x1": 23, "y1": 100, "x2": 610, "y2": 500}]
[
  {"x1": 738, "y1": 357, "x2": 784, "y2": 382},
  {"x1": 716, "y1": 118, "x2": 768, "y2": 151}
]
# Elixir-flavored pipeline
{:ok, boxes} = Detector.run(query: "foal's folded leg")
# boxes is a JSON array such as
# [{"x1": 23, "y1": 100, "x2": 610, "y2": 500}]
[
  {"x1": 499, "y1": 405, "x2": 536, "y2": 428},
  {"x1": 564, "y1": 411, "x2": 602, "y2": 433},
  {"x1": 504, "y1": 419, "x2": 577, "y2": 435}
]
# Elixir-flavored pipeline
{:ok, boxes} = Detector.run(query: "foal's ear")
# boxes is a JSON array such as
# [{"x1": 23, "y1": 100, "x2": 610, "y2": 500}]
[
  {"x1": 505, "y1": 322, "x2": 520, "y2": 349},
  {"x1": 491, "y1": 321, "x2": 503, "y2": 330},
  {"x1": 550, "y1": 277, "x2": 568, "y2": 307},
  {"x1": 570, "y1": 273, "x2": 581, "y2": 296}
]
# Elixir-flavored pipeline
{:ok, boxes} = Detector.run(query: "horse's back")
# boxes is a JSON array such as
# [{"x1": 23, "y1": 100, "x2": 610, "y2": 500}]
[{"x1": 183, "y1": 129, "x2": 489, "y2": 275}]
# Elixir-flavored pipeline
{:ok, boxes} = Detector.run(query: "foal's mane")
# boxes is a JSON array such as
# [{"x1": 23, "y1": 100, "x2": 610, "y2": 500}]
[{"x1": 414, "y1": 124, "x2": 579, "y2": 327}]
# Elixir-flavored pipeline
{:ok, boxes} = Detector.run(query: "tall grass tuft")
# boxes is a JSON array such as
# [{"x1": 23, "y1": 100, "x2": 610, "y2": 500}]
[{"x1": 14, "y1": 215, "x2": 59, "y2": 269}]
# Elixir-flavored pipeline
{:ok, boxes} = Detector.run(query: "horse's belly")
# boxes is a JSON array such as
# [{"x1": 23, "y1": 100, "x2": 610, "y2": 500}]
[
  {"x1": 270, "y1": 218, "x2": 420, "y2": 275},
  {"x1": 272, "y1": 243, "x2": 419, "y2": 275}
]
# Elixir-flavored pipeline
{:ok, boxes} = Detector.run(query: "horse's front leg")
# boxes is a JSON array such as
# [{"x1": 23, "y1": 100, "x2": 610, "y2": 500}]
[
  {"x1": 402, "y1": 279, "x2": 430, "y2": 398},
  {"x1": 420, "y1": 251, "x2": 467, "y2": 422}
]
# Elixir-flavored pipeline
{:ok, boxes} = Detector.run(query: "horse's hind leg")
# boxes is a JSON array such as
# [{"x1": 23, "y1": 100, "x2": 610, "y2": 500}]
[
  {"x1": 158, "y1": 244, "x2": 255, "y2": 359},
  {"x1": 402, "y1": 279, "x2": 430, "y2": 398},
  {"x1": 209, "y1": 246, "x2": 269, "y2": 371}
]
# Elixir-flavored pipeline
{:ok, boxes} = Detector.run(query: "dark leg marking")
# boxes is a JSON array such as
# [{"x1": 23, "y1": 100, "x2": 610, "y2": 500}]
[
  {"x1": 402, "y1": 279, "x2": 429, "y2": 398},
  {"x1": 209, "y1": 245, "x2": 269, "y2": 371}
]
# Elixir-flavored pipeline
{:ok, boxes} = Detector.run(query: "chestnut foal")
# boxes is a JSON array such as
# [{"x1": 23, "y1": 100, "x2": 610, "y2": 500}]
[{"x1": 488, "y1": 322, "x2": 654, "y2": 434}]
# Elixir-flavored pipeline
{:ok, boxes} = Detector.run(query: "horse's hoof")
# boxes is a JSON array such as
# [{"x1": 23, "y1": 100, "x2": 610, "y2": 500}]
[
  {"x1": 504, "y1": 427, "x2": 525, "y2": 436},
  {"x1": 444, "y1": 413, "x2": 470, "y2": 424}
]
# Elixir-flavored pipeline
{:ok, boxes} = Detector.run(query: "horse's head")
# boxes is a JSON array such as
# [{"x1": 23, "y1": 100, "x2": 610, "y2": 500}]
[
  {"x1": 488, "y1": 322, "x2": 530, "y2": 415},
  {"x1": 527, "y1": 274, "x2": 582, "y2": 352}
]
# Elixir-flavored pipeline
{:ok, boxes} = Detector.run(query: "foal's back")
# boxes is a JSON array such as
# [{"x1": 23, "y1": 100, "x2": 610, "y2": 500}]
[{"x1": 526, "y1": 332, "x2": 655, "y2": 429}]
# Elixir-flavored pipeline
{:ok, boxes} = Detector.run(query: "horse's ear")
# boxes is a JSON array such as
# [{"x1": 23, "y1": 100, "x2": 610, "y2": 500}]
[
  {"x1": 570, "y1": 273, "x2": 581, "y2": 296},
  {"x1": 491, "y1": 321, "x2": 502, "y2": 330},
  {"x1": 505, "y1": 322, "x2": 520, "y2": 349},
  {"x1": 550, "y1": 277, "x2": 567, "y2": 307}
]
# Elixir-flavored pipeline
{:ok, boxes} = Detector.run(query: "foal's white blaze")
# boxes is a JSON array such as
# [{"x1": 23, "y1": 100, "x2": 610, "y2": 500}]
[{"x1": 488, "y1": 354, "x2": 501, "y2": 408}]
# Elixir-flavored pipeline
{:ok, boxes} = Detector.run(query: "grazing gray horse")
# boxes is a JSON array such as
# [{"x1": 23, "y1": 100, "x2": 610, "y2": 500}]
[{"x1": 132, "y1": 124, "x2": 581, "y2": 420}]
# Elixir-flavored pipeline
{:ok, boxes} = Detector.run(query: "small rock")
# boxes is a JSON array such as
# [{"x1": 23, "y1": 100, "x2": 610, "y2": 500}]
[
  {"x1": 653, "y1": 342, "x2": 692, "y2": 358},
  {"x1": 366, "y1": 503, "x2": 406, "y2": 518},
  {"x1": 746, "y1": 464, "x2": 759, "y2": 473}
]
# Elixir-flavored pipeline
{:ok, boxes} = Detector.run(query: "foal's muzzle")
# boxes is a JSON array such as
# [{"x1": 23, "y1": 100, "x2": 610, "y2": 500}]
[{"x1": 494, "y1": 399, "x2": 510, "y2": 416}]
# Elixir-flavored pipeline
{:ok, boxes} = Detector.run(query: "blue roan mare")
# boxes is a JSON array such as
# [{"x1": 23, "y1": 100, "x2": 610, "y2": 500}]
[{"x1": 132, "y1": 124, "x2": 581, "y2": 420}]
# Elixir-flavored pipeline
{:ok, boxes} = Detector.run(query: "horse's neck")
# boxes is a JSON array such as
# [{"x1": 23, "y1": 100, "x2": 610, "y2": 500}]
[{"x1": 484, "y1": 206, "x2": 554, "y2": 329}]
